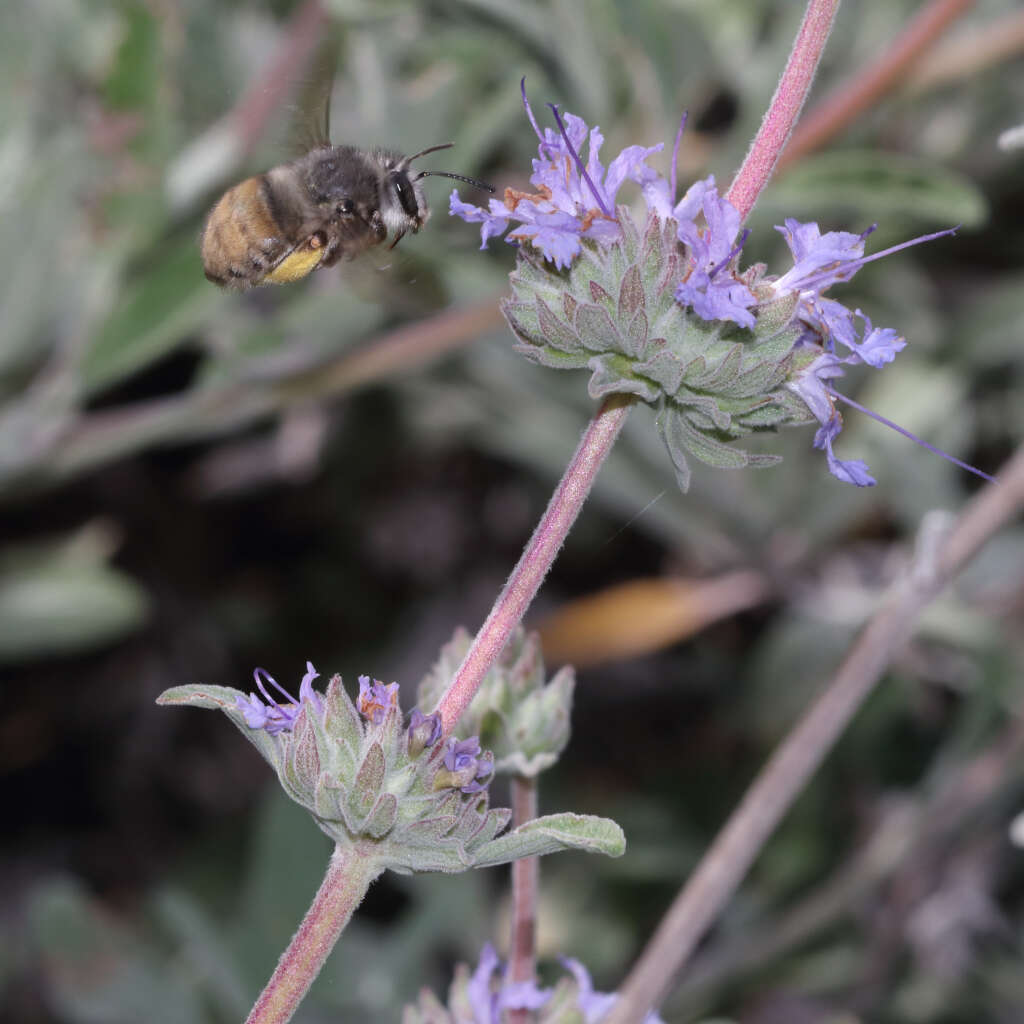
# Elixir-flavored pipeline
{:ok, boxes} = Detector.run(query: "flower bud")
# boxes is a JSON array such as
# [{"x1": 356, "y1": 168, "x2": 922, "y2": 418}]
[{"x1": 418, "y1": 627, "x2": 575, "y2": 778}]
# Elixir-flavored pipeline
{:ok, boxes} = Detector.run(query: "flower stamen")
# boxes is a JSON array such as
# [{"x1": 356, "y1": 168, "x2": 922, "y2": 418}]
[
  {"x1": 708, "y1": 227, "x2": 752, "y2": 279},
  {"x1": 670, "y1": 111, "x2": 688, "y2": 206},
  {"x1": 830, "y1": 387, "x2": 996, "y2": 483},
  {"x1": 545, "y1": 102, "x2": 613, "y2": 218}
]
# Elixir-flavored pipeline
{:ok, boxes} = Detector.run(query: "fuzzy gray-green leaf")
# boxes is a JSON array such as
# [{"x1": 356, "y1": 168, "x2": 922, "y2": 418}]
[
  {"x1": 587, "y1": 354, "x2": 661, "y2": 402},
  {"x1": 350, "y1": 742, "x2": 386, "y2": 822},
  {"x1": 537, "y1": 297, "x2": 582, "y2": 353},
  {"x1": 574, "y1": 302, "x2": 621, "y2": 353},
  {"x1": 363, "y1": 793, "x2": 399, "y2": 838},
  {"x1": 618, "y1": 264, "x2": 645, "y2": 321},
  {"x1": 470, "y1": 813, "x2": 626, "y2": 868}
]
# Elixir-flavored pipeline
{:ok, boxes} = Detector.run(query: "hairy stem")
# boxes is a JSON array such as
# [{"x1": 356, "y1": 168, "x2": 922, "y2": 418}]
[
  {"x1": 604, "y1": 442, "x2": 1024, "y2": 1024},
  {"x1": 725, "y1": 0, "x2": 840, "y2": 221},
  {"x1": 435, "y1": 394, "x2": 633, "y2": 738},
  {"x1": 246, "y1": 845, "x2": 382, "y2": 1024},
  {"x1": 507, "y1": 775, "x2": 540, "y2": 1024}
]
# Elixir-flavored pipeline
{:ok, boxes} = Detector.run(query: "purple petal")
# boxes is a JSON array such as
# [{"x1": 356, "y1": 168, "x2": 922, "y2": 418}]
[
  {"x1": 498, "y1": 980, "x2": 551, "y2": 1013},
  {"x1": 449, "y1": 190, "x2": 512, "y2": 249},
  {"x1": 298, "y1": 661, "x2": 323, "y2": 715},
  {"x1": 236, "y1": 692, "x2": 271, "y2": 729},
  {"x1": 603, "y1": 143, "x2": 666, "y2": 206},
  {"x1": 508, "y1": 212, "x2": 584, "y2": 270},
  {"x1": 847, "y1": 310, "x2": 905, "y2": 367},
  {"x1": 813, "y1": 415, "x2": 877, "y2": 487},
  {"x1": 789, "y1": 353, "x2": 845, "y2": 425},
  {"x1": 467, "y1": 943, "x2": 501, "y2": 1023}
]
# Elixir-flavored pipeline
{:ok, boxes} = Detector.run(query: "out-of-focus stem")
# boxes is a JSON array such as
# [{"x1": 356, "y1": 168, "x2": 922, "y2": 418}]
[
  {"x1": 906, "y1": 7, "x2": 1024, "y2": 94},
  {"x1": 507, "y1": 775, "x2": 540, "y2": 1024},
  {"x1": 435, "y1": 394, "x2": 633, "y2": 738},
  {"x1": 246, "y1": 844, "x2": 381, "y2": 1024},
  {"x1": 234, "y1": 0, "x2": 330, "y2": 152},
  {"x1": 725, "y1": 0, "x2": 840, "y2": 222},
  {"x1": 671, "y1": 715, "x2": 1024, "y2": 1013},
  {"x1": 36, "y1": 299, "x2": 503, "y2": 491},
  {"x1": 779, "y1": 0, "x2": 975, "y2": 169},
  {"x1": 604, "y1": 442, "x2": 1024, "y2": 1024}
]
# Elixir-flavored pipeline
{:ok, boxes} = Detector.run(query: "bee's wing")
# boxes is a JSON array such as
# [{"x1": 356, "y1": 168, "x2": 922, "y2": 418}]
[{"x1": 289, "y1": 30, "x2": 340, "y2": 153}]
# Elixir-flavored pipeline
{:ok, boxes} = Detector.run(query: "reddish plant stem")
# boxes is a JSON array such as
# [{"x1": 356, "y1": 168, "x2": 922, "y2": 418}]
[
  {"x1": 779, "y1": 0, "x2": 975, "y2": 169},
  {"x1": 435, "y1": 394, "x2": 633, "y2": 738},
  {"x1": 246, "y1": 845, "x2": 382, "y2": 1024},
  {"x1": 506, "y1": 775, "x2": 540, "y2": 1024},
  {"x1": 725, "y1": 0, "x2": 840, "y2": 221},
  {"x1": 604, "y1": 442, "x2": 1024, "y2": 1024}
]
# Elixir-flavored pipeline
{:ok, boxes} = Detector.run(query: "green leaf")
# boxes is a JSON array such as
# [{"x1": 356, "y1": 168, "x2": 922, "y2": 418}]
[
  {"x1": 470, "y1": 812, "x2": 626, "y2": 868},
  {"x1": 0, "y1": 557, "x2": 148, "y2": 663},
  {"x1": 156, "y1": 683, "x2": 281, "y2": 769},
  {"x1": 81, "y1": 235, "x2": 223, "y2": 396}
]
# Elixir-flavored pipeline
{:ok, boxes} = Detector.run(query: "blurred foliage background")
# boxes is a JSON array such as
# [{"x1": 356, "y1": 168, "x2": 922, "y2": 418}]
[{"x1": 2, "y1": 0, "x2": 1024, "y2": 1021}]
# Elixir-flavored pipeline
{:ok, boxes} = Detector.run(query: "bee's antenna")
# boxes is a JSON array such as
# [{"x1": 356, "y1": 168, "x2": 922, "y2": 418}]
[
  {"x1": 416, "y1": 170, "x2": 495, "y2": 193},
  {"x1": 406, "y1": 142, "x2": 456, "y2": 163}
]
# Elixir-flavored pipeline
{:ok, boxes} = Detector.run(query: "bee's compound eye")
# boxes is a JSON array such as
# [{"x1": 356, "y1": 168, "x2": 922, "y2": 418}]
[
  {"x1": 337, "y1": 198, "x2": 355, "y2": 216},
  {"x1": 391, "y1": 173, "x2": 419, "y2": 218}
]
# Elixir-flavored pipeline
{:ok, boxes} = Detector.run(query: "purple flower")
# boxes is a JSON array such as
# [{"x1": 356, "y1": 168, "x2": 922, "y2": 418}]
[
  {"x1": 466, "y1": 944, "x2": 551, "y2": 1023},
  {"x1": 673, "y1": 176, "x2": 756, "y2": 327},
  {"x1": 450, "y1": 83, "x2": 983, "y2": 488},
  {"x1": 772, "y1": 217, "x2": 955, "y2": 359},
  {"x1": 357, "y1": 675, "x2": 400, "y2": 724},
  {"x1": 788, "y1": 353, "x2": 876, "y2": 487},
  {"x1": 772, "y1": 219, "x2": 870, "y2": 295},
  {"x1": 814, "y1": 414, "x2": 876, "y2": 487},
  {"x1": 450, "y1": 80, "x2": 668, "y2": 269},
  {"x1": 235, "y1": 661, "x2": 323, "y2": 736},
  {"x1": 771, "y1": 219, "x2": 958, "y2": 484},
  {"x1": 560, "y1": 958, "x2": 667, "y2": 1024},
  {"x1": 441, "y1": 736, "x2": 494, "y2": 794}
]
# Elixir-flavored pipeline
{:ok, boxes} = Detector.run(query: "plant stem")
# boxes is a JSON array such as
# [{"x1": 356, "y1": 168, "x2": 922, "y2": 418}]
[
  {"x1": 507, "y1": 775, "x2": 540, "y2": 1024},
  {"x1": 245, "y1": 844, "x2": 382, "y2": 1024},
  {"x1": 604, "y1": 441, "x2": 1024, "y2": 1024},
  {"x1": 725, "y1": 0, "x2": 840, "y2": 222},
  {"x1": 435, "y1": 394, "x2": 633, "y2": 738}
]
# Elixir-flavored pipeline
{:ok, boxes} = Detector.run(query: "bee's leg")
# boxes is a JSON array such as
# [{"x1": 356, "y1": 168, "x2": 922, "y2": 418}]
[
  {"x1": 369, "y1": 210, "x2": 387, "y2": 243},
  {"x1": 251, "y1": 236, "x2": 288, "y2": 278}
]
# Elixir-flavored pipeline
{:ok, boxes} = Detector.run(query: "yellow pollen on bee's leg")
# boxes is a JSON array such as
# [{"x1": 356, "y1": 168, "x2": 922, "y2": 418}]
[{"x1": 264, "y1": 246, "x2": 324, "y2": 283}]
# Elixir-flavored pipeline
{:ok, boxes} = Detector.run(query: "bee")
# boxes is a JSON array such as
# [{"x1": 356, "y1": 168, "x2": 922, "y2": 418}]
[{"x1": 201, "y1": 141, "x2": 493, "y2": 289}]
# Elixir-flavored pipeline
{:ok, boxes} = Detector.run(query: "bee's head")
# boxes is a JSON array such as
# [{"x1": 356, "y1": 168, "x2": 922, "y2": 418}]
[
  {"x1": 383, "y1": 144, "x2": 494, "y2": 249},
  {"x1": 380, "y1": 155, "x2": 430, "y2": 244}
]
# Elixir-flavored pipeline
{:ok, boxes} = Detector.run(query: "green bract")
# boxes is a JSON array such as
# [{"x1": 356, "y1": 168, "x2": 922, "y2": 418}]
[
  {"x1": 418, "y1": 627, "x2": 574, "y2": 778},
  {"x1": 501, "y1": 210, "x2": 816, "y2": 490}
]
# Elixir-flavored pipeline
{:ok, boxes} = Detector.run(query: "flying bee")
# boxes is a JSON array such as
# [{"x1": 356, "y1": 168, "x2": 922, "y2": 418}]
[{"x1": 200, "y1": 141, "x2": 493, "y2": 289}]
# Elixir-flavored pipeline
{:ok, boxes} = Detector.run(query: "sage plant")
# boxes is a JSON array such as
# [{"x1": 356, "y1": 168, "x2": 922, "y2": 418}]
[{"x1": 158, "y1": 1, "x2": 996, "y2": 1021}]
